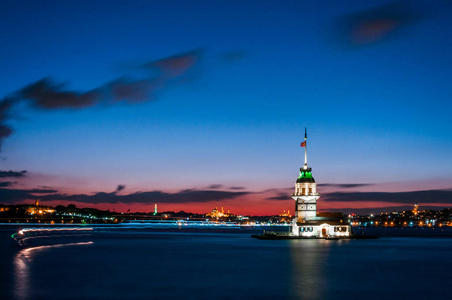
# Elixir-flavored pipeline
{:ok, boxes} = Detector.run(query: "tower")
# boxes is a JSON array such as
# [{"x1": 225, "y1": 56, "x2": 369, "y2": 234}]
[
  {"x1": 292, "y1": 128, "x2": 319, "y2": 223},
  {"x1": 289, "y1": 129, "x2": 351, "y2": 238}
]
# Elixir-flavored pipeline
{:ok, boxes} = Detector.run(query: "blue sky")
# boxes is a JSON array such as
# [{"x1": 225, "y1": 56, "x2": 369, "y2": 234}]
[{"x1": 0, "y1": 0, "x2": 451, "y2": 214}]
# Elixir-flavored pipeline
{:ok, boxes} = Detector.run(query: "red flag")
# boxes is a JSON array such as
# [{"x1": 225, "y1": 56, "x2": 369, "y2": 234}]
[{"x1": 301, "y1": 141, "x2": 306, "y2": 147}]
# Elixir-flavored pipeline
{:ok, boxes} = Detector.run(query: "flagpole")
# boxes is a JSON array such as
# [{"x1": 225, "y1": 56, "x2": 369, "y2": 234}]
[{"x1": 304, "y1": 128, "x2": 307, "y2": 167}]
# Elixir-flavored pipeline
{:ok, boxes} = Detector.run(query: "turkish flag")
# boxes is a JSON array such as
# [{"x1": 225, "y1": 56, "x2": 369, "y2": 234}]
[{"x1": 301, "y1": 141, "x2": 306, "y2": 147}]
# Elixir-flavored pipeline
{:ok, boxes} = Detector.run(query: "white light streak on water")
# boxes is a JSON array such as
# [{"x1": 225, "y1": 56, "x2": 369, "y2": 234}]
[{"x1": 13, "y1": 241, "x2": 93, "y2": 300}]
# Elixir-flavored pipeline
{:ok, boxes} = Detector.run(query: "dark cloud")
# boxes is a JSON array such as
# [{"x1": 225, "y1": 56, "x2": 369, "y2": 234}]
[
  {"x1": 0, "y1": 184, "x2": 249, "y2": 205},
  {"x1": 264, "y1": 187, "x2": 295, "y2": 201},
  {"x1": 143, "y1": 49, "x2": 203, "y2": 78},
  {"x1": 178, "y1": 188, "x2": 196, "y2": 193},
  {"x1": 335, "y1": 1, "x2": 423, "y2": 47},
  {"x1": 266, "y1": 193, "x2": 290, "y2": 201},
  {"x1": 115, "y1": 185, "x2": 126, "y2": 192},
  {"x1": 27, "y1": 188, "x2": 59, "y2": 194},
  {"x1": 0, "y1": 49, "x2": 203, "y2": 151},
  {"x1": 0, "y1": 182, "x2": 14, "y2": 187},
  {"x1": 0, "y1": 170, "x2": 27, "y2": 178},
  {"x1": 318, "y1": 183, "x2": 374, "y2": 188},
  {"x1": 0, "y1": 124, "x2": 10, "y2": 144},
  {"x1": 229, "y1": 186, "x2": 245, "y2": 190},
  {"x1": 263, "y1": 187, "x2": 292, "y2": 194},
  {"x1": 0, "y1": 99, "x2": 14, "y2": 151},
  {"x1": 322, "y1": 189, "x2": 452, "y2": 204},
  {"x1": 206, "y1": 184, "x2": 223, "y2": 190},
  {"x1": 0, "y1": 188, "x2": 32, "y2": 203},
  {"x1": 35, "y1": 188, "x2": 249, "y2": 205},
  {"x1": 109, "y1": 78, "x2": 157, "y2": 102},
  {"x1": 264, "y1": 188, "x2": 452, "y2": 205},
  {"x1": 0, "y1": 186, "x2": 57, "y2": 203},
  {"x1": 18, "y1": 77, "x2": 158, "y2": 110},
  {"x1": 20, "y1": 78, "x2": 100, "y2": 109}
]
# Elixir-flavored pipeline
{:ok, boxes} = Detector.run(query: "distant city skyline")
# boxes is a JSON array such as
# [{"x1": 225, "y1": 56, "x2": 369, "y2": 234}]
[{"x1": 0, "y1": 0, "x2": 451, "y2": 215}]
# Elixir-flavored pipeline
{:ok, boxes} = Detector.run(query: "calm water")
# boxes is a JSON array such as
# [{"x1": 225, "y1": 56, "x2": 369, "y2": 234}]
[{"x1": 1, "y1": 225, "x2": 451, "y2": 300}]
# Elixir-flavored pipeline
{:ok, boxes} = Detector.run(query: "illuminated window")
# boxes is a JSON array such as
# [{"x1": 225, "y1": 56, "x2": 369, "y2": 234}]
[
  {"x1": 302, "y1": 188, "x2": 306, "y2": 194},
  {"x1": 309, "y1": 188, "x2": 312, "y2": 194}
]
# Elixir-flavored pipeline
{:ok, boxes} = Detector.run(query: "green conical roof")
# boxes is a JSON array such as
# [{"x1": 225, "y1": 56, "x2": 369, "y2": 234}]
[{"x1": 296, "y1": 167, "x2": 315, "y2": 183}]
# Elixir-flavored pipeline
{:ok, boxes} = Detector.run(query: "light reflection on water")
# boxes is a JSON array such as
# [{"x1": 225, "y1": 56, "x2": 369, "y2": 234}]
[
  {"x1": 13, "y1": 242, "x2": 93, "y2": 300},
  {"x1": 289, "y1": 239, "x2": 356, "y2": 300},
  {"x1": 290, "y1": 239, "x2": 330, "y2": 299},
  {"x1": 5, "y1": 228, "x2": 452, "y2": 300}
]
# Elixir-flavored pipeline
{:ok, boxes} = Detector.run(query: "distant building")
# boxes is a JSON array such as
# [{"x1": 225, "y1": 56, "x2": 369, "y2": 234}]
[
  {"x1": 291, "y1": 129, "x2": 351, "y2": 238},
  {"x1": 279, "y1": 210, "x2": 291, "y2": 217},
  {"x1": 206, "y1": 207, "x2": 231, "y2": 219},
  {"x1": 26, "y1": 200, "x2": 55, "y2": 215},
  {"x1": 0, "y1": 206, "x2": 10, "y2": 213}
]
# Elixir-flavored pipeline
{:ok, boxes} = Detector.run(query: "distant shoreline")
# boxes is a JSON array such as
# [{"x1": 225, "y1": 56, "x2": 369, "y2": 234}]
[
  {"x1": 2, "y1": 223, "x2": 452, "y2": 238},
  {"x1": 353, "y1": 226, "x2": 452, "y2": 237}
]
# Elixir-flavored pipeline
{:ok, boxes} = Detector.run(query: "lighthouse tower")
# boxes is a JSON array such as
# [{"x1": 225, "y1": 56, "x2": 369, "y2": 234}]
[
  {"x1": 292, "y1": 128, "x2": 319, "y2": 223},
  {"x1": 290, "y1": 129, "x2": 351, "y2": 238}
]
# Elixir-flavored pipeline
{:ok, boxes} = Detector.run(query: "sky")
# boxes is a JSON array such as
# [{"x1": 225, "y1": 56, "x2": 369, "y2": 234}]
[{"x1": 0, "y1": 0, "x2": 451, "y2": 215}]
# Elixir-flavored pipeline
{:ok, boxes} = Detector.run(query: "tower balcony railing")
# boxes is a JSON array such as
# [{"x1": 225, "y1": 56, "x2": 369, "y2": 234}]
[{"x1": 291, "y1": 192, "x2": 320, "y2": 197}]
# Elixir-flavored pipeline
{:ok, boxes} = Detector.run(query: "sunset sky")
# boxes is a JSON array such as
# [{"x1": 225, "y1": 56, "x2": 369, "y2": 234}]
[{"x1": 1, "y1": 0, "x2": 451, "y2": 215}]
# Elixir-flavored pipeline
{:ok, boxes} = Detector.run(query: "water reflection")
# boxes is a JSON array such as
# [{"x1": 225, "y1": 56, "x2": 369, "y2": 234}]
[
  {"x1": 289, "y1": 239, "x2": 333, "y2": 300},
  {"x1": 13, "y1": 228, "x2": 94, "y2": 247},
  {"x1": 14, "y1": 242, "x2": 93, "y2": 300}
]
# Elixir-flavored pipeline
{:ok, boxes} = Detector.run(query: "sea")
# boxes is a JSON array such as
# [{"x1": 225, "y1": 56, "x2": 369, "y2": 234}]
[{"x1": 1, "y1": 224, "x2": 451, "y2": 300}]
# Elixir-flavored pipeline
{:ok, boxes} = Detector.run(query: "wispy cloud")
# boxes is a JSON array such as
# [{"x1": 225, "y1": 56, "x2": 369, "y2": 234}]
[
  {"x1": 0, "y1": 49, "x2": 203, "y2": 151},
  {"x1": 263, "y1": 185, "x2": 452, "y2": 208},
  {"x1": 318, "y1": 183, "x2": 374, "y2": 188},
  {"x1": 4, "y1": 176, "x2": 449, "y2": 212},
  {"x1": 0, "y1": 186, "x2": 57, "y2": 203},
  {"x1": 266, "y1": 192, "x2": 290, "y2": 201},
  {"x1": 20, "y1": 79, "x2": 100, "y2": 109},
  {"x1": 0, "y1": 170, "x2": 27, "y2": 178},
  {"x1": 115, "y1": 185, "x2": 126, "y2": 192},
  {"x1": 229, "y1": 186, "x2": 245, "y2": 190},
  {"x1": 143, "y1": 49, "x2": 202, "y2": 78},
  {"x1": 40, "y1": 189, "x2": 249, "y2": 205},
  {"x1": 206, "y1": 184, "x2": 223, "y2": 190},
  {"x1": 335, "y1": 1, "x2": 424, "y2": 47},
  {"x1": 0, "y1": 100, "x2": 14, "y2": 151},
  {"x1": 0, "y1": 185, "x2": 249, "y2": 205}
]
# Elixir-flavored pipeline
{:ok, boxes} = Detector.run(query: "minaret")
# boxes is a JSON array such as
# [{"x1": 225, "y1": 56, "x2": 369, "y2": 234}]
[{"x1": 292, "y1": 128, "x2": 320, "y2": 223}]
